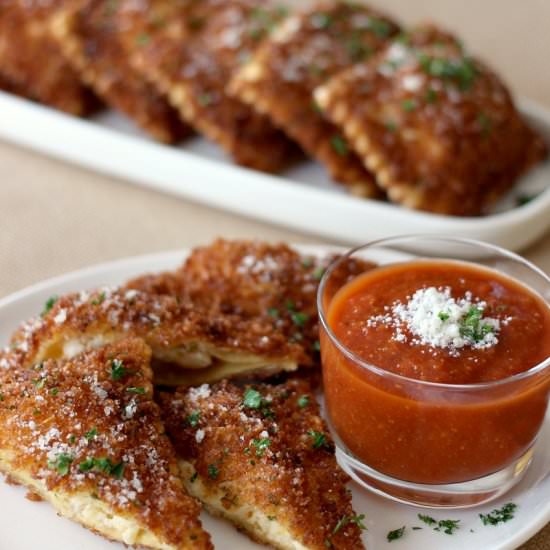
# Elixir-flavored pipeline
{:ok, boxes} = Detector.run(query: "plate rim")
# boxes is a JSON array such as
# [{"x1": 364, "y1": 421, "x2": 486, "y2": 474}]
[{"x1": 0, "y1": 245, "x2": 549, "y2": 550}]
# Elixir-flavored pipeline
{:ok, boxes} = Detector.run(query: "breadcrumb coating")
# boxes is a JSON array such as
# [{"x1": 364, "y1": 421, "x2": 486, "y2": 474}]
[
  {"x1": 0, "y1": 338, "x2": 211, "y2": 549},
  {"x1": 314, "y1": 24, "x2": 548, "y2": 215},
  {"x1": 159, "y1": 377, "x2": 366, "y2": 549}
]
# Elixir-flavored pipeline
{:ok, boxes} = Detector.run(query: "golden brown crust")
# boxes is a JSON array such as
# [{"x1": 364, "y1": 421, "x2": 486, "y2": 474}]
[
  {"x1": 0, "y1": 0, "x2": 97, "y2": 115},
  {"x1": 314, "y1": 23, "x2": 548, "y2": 215},
  {"x1": 0, "y1": 338, "x2": 211, "y2": 549},
  {"x1": 115, "y1": 0, "x2": 300, "y2": 171},
  {"x1": 50, "y1": 0, "x2": 189, "y2": 143},
  {"x1": 158, "y1": 378, "x2": 365, "y2": 549},
  {"x1": 2, "y1": 282, "x2": 308, "y2": 376},
  {"x1": 229, "y1": 1, "x2": 400, "y2": 195},
  {"x1": 128, "y1": 240, "x2": 374, "y2": 370}
]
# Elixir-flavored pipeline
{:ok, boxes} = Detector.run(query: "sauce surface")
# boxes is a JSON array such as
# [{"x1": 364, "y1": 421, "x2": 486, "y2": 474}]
[
  {"x1": 328, "y1": 260, "x2": 550, "y2": 384},
  {"x1": 321, "y1": 260, "x2": 550, "y2": 483}
]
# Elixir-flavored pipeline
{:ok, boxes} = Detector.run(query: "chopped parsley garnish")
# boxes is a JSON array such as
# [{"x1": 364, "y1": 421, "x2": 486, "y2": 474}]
[
  {"x1": 41, "y1": 295, "x2": 58, "y2": 317},
  {"x1": 387, "y1": 526, "x2": 406, "y2": 541},
  {"x1": 267, "y1": 307, "x2": 279, "y2": 318},
  {"x1": 425, "y1": 88, "x2": 438, "y2": 104},
  {"x1": 50, "y1": 387, "x2": 59, "y2": 396},
  {"x1": 479, "y1": 502, "x2": 517, "y2": 526},
  {"x1": 110, "y1": 358, "x2": 128, "y2": 381},
  {"x1": 418, "y1": 513, "x2": 437, "y2": 526},
  {"x1": 435, "y1": 519, "x2": 460, "y2": 535},
  {"x1": 243, "y1": 388, "x2": 263, "y2": 409},
  {"x1": 308, "y1": 430, "x2": 329, "y2": 449},
  {"x1": 198, "y1": 93, "x2": 213, "y2": 106},
  {"x1": 79, "y1": 457, "x2": 125, "y2": 478},
  {"x1": 32, "y1": 377, "x2": 46, "y2": 389},
  {"x1": 85, "y1": 427, "x2": 98, "y2": 441},
  {"x1": 418, "y1": 513, "x2": 460, "y2": 534},
  {"x1": 330, "y1": 135, "x2": 349, "y2": 156},
  {"x1": 418, "y1": 54, "x2": 477, "y2": 90},
  {"x1": 385, "y1": 120, "x2": 398, "y2": 132},
  {"x1": 186, "y1": 411, "x2": 201, "y2": 427},
  {"x1": 91, "y1": 292, "x2": 106, "y2": 305},
  {"x1": 477, "y1": 112, "x2": 492, "y2": 137},
  {"x1": 401, "y1": 98, "x2": 417, "y2": 112},
  {"x1": 69, "y1": 435, "x2": 76, "y2": 444},
  {"x1": 207, "y1": 464, "x2": 219, "y2": 479},
  {"x1": 459, "y1": 306, "x2": 494, "y2": 342},
  {"x1": 438, "y1": 312, "x2": 450, "y2": 321},
  {"x1": 333, "y1": 513, "x2": 367, "y2": 534},
  {"x1": 135, "y1": 33, "x2": 150, "y2": 46},
  {"x1": 297, "y1": 395, "x2": 310, "y2": 408},
  {"x1": 312, "y1": 266, "x2": 326, "y2": 280},
  {"x1": 48, "y1": 453, "x2": 73, "y2": 476},
  {"x1": 368, "y1": 17, "x2": 391, "y2": 38},
  {"x1": 251, "y1": 437, "x2": 271, "y2": 457},
  {"x1": 126, "y1": 386, "x2": 146, "y2": 395},
  {"x1": 291, "y1": 311, "x2": 309, "y2": 327},
  {"x1": 345, "y1": 32, "x2": 372, "y2": 62},
  {"x1": 517, "y1": 194, "x2": 536, "y2": 207}
]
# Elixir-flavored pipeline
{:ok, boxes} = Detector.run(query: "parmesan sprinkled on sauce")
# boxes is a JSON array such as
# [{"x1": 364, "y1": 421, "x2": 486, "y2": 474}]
[{"x1": 367, "y1": 286, "x2": 509, "y2": 353}]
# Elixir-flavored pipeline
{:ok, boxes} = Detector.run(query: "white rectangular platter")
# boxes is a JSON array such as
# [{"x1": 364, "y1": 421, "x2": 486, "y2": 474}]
[{"x1": 0, "y1": 90, "x2": 549, "y2": 251}]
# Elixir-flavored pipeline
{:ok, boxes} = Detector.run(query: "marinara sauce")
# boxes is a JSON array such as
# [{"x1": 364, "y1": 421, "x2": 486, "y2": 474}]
[{"x1": 321, "y1": 260, "x2": 550, "y2": 484}]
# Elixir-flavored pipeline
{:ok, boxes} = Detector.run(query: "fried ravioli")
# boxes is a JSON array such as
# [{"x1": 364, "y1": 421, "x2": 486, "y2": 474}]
[
  {"x1": 229, "y1": 1, "x2": 400, "y2": 195},
  {"x1": 115, "y1": 0, "x2": 299, "y2": 171},
  {"x1": 50, "y1": 0, "x2": 188, "y2": 142},
  {"x1": 314, "y1": 24, "x2": 548, "y2": 215},
  {"x1": 2, "y1": 283, "x2": 307, "y2": 386},
  {"x1": 0, "y1": 0, "x2": 96, "y2": 114},
  {"x1": 0, "y1": 338, "x2": 211, "y2": 549},
  {"x1": 128, "y1": 240, "x2": 373, "y2": 377},
  {"x1": 158, "y1": 378, "x2": 366, "y2": 549}
]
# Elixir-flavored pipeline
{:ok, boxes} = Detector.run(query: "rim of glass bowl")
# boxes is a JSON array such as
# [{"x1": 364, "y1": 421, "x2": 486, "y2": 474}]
[{"x1": 317, "y1": 235, "x2": 550, "y2": 391}]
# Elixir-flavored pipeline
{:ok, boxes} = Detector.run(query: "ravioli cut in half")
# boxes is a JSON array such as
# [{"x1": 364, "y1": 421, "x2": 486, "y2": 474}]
[
  {"x1": 229, "y1": 0, "x2": 400, "y2": 196},
  {"x1": 314, "y1": 24, "x2": 548, "y2": 215},
  {"x1": 115, "y1": 0, "x2": 300, "y2": 171},
  {"x1": 0, "y1": 338, "x2": 212, "y2": 550},
  {"x1": 50, "y1": 0, "x2": 188, "y2": 143},
  {"x1": 2, "y1": 284, "x2": 307, "y2": 385},
  {"x1": 0, "y1": 0, "x2": 96, "y2": 114},
  {"x1": 158, "y1": 378, "x2": 366, "y2": 550},
  {"x1": 127, "y1": 239, "x2": 374, "y2": 377}
]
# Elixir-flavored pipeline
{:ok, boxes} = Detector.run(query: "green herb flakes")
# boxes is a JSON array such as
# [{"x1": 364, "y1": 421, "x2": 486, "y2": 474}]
[
  {"x1": 308, "y1": 429, "x2": 329, "y2": 449},
  {"x1": 297, "y1": 395, "x2": 310, "y2": 408},
  {"x1": 291, "y1": 311, "x2": 309, "y2": 327},
  {"x1": 41, "y1": 296, "x2": 58, "y2": 317},
  {"x1": 85, "y1": 427, "x2": 98, "y2": 441},
  {"x1": 387, "y1": 526, "x2": 406, "y2": 541},
  {"x1": 251, "y1": 437, "x2": 271, "y2": 457},
  {"x1": 207, "y1": 464, "x2": 219, "y2": 479},
  {"x1": 243, "y1": 388, "x2": 263, "y2": 409},
  {"x1": 479, "y1": 502, "x2": 517, "y2": 526},
  {"x1": 401, "y1": 98, "x2": 417, "y2": 112},
  {"x1": 330, "y1": 135, "x2": 349, "y2": 156},
  {"x1": 79, "y1": 457, "x2": 125, "y2": 479},
  {"x1": 186, "y1": 411, "x2": 201, "y2": 428},
  {"x1": 110, "y1": 358, "x2": 127, "y2": 381},
  {"x1": 48, "y1": 453, "x2": 74, "y2": 476},
  {"x1": 126, "y1": 386, "x2": 146, "y2": 395}
]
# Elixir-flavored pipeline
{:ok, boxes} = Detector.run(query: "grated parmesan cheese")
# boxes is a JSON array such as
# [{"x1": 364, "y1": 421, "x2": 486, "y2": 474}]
[{"x1": 367, "y1": 286, "x2": 508, "y2": 353}]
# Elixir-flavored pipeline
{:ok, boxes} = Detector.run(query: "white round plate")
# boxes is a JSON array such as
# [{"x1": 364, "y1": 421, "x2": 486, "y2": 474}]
[{"x1": 0, "y1": 247, "x2": 548, "y2": 550}]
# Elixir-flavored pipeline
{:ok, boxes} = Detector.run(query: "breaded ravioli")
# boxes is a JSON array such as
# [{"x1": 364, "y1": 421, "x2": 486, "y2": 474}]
[
  {"x1": 50, "y1": 0, "x2": 188, "y2": 142},
  {"x1": 115, "y1": 0, "x2": 300, "y2": 171},
  {"x1": 2, "y1": 283, "x2": 308, "y2": 386},
  {"x1": 229, "y1": 1, "x2": 400, "y2": 195},
  {"x1": 314, "y1": 24, "x2": 548, "y2": 215},
  {"x1": 158, "y1": 378, "x2": 366, "y2": 549},
  {"x1": 0, "y1": 338, "x2": 211, "y2": 549},
  {"x1": 128, "y1": 240, "x2": 373, "y2": 376},
  {"x1": 0, "y1": 0, "x2": 96, "y2": 114}
]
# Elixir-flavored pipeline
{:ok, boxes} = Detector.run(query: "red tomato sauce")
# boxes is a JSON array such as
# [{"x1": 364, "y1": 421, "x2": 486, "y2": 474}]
[{"x1": 321, "y1": 260, "x2": 550, "y2": 484}]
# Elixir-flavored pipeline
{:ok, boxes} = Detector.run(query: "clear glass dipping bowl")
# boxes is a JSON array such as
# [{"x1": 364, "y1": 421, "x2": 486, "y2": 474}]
[{"x1": 318, "y1": 236, "x2": 550, "y2": 508}]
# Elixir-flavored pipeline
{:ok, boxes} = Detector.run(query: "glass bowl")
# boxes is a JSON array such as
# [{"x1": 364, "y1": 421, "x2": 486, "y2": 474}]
[{"x1": 318, "y1": 236, "x2": 550, "y2": 508}]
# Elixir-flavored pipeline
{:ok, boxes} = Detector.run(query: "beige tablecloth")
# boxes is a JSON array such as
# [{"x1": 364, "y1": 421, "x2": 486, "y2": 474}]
[{"x1": 0, "y1": 0, "x2": 549, "y2": 548}]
